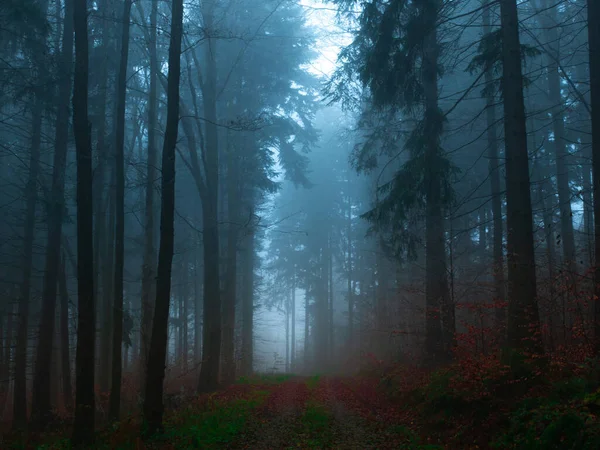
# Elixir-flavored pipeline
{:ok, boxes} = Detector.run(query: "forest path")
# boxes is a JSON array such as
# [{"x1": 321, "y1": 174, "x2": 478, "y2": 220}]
[{"x1": 231, "y1": 375, "x2": 415, "y2": 449}]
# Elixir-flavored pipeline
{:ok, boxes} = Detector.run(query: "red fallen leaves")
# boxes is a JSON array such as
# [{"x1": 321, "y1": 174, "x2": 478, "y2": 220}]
[
  {"x1": 259, "y1": 379, "x2": 310, "y2": 415},
  {"x1": 313, "y1": 377, "x2": 411, "y2": 425}
]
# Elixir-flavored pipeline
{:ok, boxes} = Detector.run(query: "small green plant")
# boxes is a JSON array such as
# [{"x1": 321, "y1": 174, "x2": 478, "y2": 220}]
[
  {"x1": 306, "y1": 374, "x2": 321, "y2": 391},
  {"x1": 163, "y1": 389, "x2": 270, "y2": 449},
  {"x1": 301, "y1": 401, "x2": 333, "y2": 448}
]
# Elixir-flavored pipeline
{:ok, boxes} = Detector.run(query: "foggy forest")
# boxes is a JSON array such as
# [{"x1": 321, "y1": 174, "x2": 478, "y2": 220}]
[{"x1": 1, "y1": 0, "x2": 600, "y2": 448}]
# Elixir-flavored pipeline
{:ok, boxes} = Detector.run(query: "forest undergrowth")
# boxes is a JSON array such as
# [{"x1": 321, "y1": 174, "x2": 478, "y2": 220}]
[{"x1": 5, "y1": 342, "x2": 600, "y2": 449}]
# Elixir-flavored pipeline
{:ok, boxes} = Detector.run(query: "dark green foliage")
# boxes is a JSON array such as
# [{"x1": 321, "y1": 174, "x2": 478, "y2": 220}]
[
  {"x1": 467, "y1": 30, "x2": 542, "y2": 97},
  {"x1": 493, "y1": 396, "x2": 600, "y2": 449},
  {"x1": 326, "y1": 0, "x2": 458, "y2": 260}
]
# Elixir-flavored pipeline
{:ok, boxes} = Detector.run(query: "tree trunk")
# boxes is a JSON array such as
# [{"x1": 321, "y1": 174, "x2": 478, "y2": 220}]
[
  {"x1": 12, "y1": 97, "x2": 42, "y2": 429},
  {"x1": 109, "y1": 0, "x2": 132, "y2": 422},
  {"x1": 329, "y1": 236, "x2": 334, "y2": 360},
  {"x1": 587, "y1": 0, "x2": 600, "y2": 351},
  {"x1": 30, "y1": 0, "x2": 74, "y2": 429},
  {"x1": 500, "y1": 0, "x2": 542, "y2": 353},
  {"x1": 222, "y1": 136, "x2": 239, "y2": 385},
  {"x1": 197, "y1": 3, "x2": 222, "y2": 393},
  {"x1": 483, "y1": 0, "x2": 506, "y2": 328},
  {"x1": 194, "y1": 245, "x2": 203, "y2": 365},
  {"x1": 285, "y1": 292, "x2": 290, "y2": 373},
  {"x1": 540, "y1": 0, "x2": 576, "y2": 278},
  {"x1": 140, "y1": 0, "x2": 158, "y2": 396},
  {"x1": 240, "y1": 225, "x2": 255, "y2": 376},
  {"x1": 291, "y1": 269, "x2": 296, "y2": 371},
  {"x1": 423, "y1": 0, "x2": 452, "y2": 365},
  {"x1": 72, "y1": 0, "x2": 96, "y2": 441},
  {"x1": 346, "y1": 192, "x2": 353, "y2": 352},
  {"x1": 59, "y1": 255, "x2": 73, "y2": 412},
  {"x1": 142, "y1": 0, "x2": 183, "y2": 433}
]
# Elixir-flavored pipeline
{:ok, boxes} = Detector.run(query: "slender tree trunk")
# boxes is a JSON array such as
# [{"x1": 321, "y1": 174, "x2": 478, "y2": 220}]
[
  {"x1": 304, "y1": 288, "x2": 309, "y2": 371},
  {"x1": 30, "y1": 0, "x2": 74, "y2": 428},
  {"x1": 285, "y1": 291, "x2": 290, "y2": 373},
  {"x1": 197, "y1": 3, "x2": 222, "y2": 393},
  {"x1": 423, "y1": 0, "x2": 452, "y2": 364},
  {"x1": 291, "y1": 269, "x2": 296, "y2": 371},
  {"x1": 12, "y1": 98, "x2": 42, "y2": 429},
  {"x1": 540, "y1": 0, "x2": 576, "y2": 279},
  {"x1": 346, "y1": 192, "x2": 353, "y2": 351},
  {"x1": 587, "y1": 0, "x2": 600, "y2": 351},
  {"x1": 93, "y1": 0, "x2": 110, "y2": 390},
  {"x1": 140, "y1": 0, "x2": 158, "y2": 395},
  {"x1": 100, "y1": 177, "x2": 115, "y2": 394},
  {"x1": 109, "y1": 0, "x2": 132, "y2": 422},
  {"x1": 72, "y1": 0, "x2": 96, "y2": 442},
  {"x1": 194, "y1": 245, "x2": 203, "y2": 365},
  {"x1": 483, "y1": 0, "x2": 506, "y2": 328},
  {"x1": 329, "y1": 235, "x2": 334, "y2": 360},
  {"x1": 500, "y1": 0, "x2": 542, "y2": 353},
  {"x1": 59, "y1": 255, "x2": 73, "y2": 412},
  {"x1": 222, "y1": 137, "x2": 239, "y2": 385},
  {"x1": 240, "y1": 225, "x2": 255, "y2": 376},
  {"x1": 142, "y1": 0, "x2": 183, "y2": 433}
]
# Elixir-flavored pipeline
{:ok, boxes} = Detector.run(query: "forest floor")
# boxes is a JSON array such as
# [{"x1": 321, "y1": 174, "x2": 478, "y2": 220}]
[{"x1": 6, "y1": 355, "x2": 600, "y2": 449}]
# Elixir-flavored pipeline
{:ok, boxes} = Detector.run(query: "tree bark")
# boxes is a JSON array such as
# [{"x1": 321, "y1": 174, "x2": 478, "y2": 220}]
[
  {"x1": 142, "y1": 0, "x2": 183, "y2": 434},
  {"x1": 109, "y1": 0, "x2": 132, "y2": 422},
  {"x1": 423, "y1": 0, "x2": 452, "y2": 365},
  {"x1": 197, "y1": 3, "x2": 222, "y2": 393},
  {"x1": 140, "y1": 0, "x2": 159, "y2": 395},
  {"x1": 12, "y1": 97, "x2": 42, "y2": 429},
  {"x1": 587, "y1": 0, "x2": 600, "y2": 351},
  {"x1": 72, "y1": 0, "x2": 96, "y2": 442},
  {"x1": 222, "y1": 136, "x2": 240, "y2": 385},
  {"x1": 30, "y1": 0, "x2": 74, "y2": 428},
  {"x1": 59, "y1": 255, "x2": 73, "y2": 412},
  {"x1": 500, "y1": 0, "x2": 542, "y2": 353},
  {"x1": 291, "y1": 268, "x2": 296, "y2": 371},
  {"x1": 240, "y1": 225, "x2": 255, "y2": 377},
  {"x1": 540, "y1": 0, "x2": 576, "y2": 277},
  {"x1": 483, "y1": 0, "x2": 506, "y2": 328}
]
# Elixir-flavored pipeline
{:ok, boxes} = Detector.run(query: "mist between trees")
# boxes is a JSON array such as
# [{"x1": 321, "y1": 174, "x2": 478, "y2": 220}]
[{"x1": 1, "y1": 0, "x2": 600, "y2": 445}]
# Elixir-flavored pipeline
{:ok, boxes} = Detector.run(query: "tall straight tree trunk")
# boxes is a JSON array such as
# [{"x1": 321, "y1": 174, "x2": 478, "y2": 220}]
[
  {"x1": 483, "y1": 0, "x2": 506, "y2": 327},
  {"x1": 142, "y1": 0, "x2": 183, "y2": 434},
  {"x1": 328, "y1": 235, "x2": 334, "y2": 359},
  {"x1": 304, "y1": 289, "x2": 309, "y2": 370},
  {"x1": 540, "y1": 0, "x2": 576, "y2": 277},
  {"x1": 587, "y1": 0, "x2": 600, "y2": 350},
  {"x1": 194, "y1": 245, "x2": 203, "y2": 364},
  {"x1": 100, "y1": 177, "x2": 115, "y2": 394},
  {"x1": 222, "y1": 136, "x2": 239, "y2": 385},
  {"x1": 140, "y1": 0, "x2": 158, "y2": 394},
  {"x1": 423, "y1": 0, "x2": 452, "y2": 365},
  {"x1": 180, "y1": 257, "x2": 189, "y2": 372},
  {"x1": 72, "y1": 0, "x2": 96, "y2": 441},
  {"x1": 285, "y1": 291, "x2": 290, "y2": 373},
  {"x1": 30, "y1": 0, "x2": 74, "y2": 429},
  {"x1": 109, "y1": 0, "x2": 132, "y2": 422},
  {"x1": 12, "y1": 98, "x2": 42, "y2": 429},
  {"x1": 93, "y1": 0, "x2": 110, "y2": 390},
  {"x1": 291, "y1": 269, "x2": 296, "y2": 371},
  {"x1": 346, "y1": 192, "x2": 353, "y2": 351},
  {"x1": 197, "y1": 3, "x2": 222, "y2": 393},
  {"x1": 58, "y1": 255, "x2": 73, "y2": 412},
  {"x1": 240, "y1": 225, "x2": 255, "y2": 376},
  {"x1": 500, "y1": 0, "x2": 542, "y2": 353}
]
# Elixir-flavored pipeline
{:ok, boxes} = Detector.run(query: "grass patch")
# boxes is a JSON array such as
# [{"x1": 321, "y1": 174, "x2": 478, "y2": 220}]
[
  {"x1": 306, "y1": 375, "x2": 321, "y2": 391},
  {"x1": 162, "y1": 389, "x2": 270, "y2": 449},
  {"x1": 299, "y1": 400, "x2": 333, "y2": 448},
  {"x1": 235, "y1": 373, "x2": 294, "y2": 385}
]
